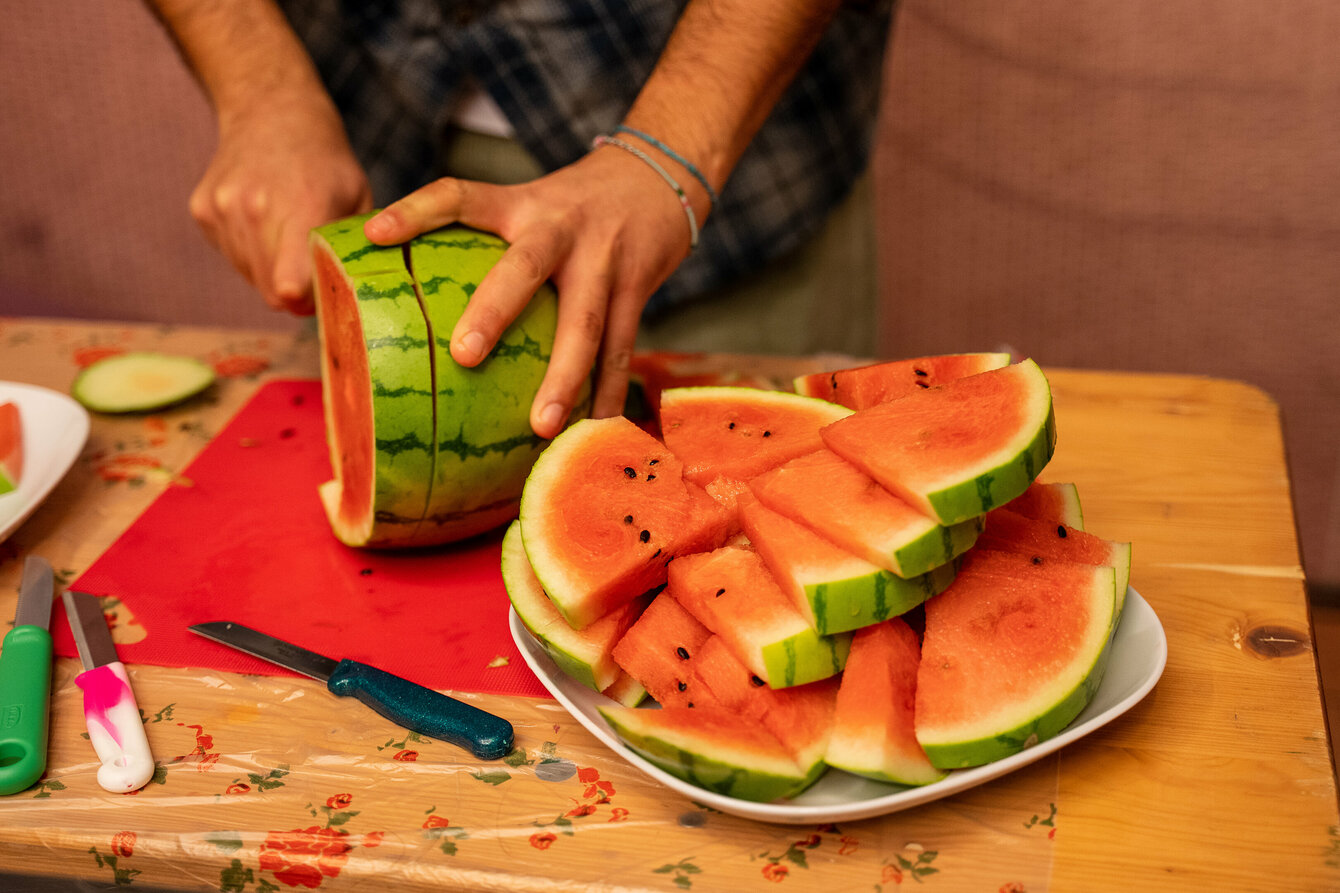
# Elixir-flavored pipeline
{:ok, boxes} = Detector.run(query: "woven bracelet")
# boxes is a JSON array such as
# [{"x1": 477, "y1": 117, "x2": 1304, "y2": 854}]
[
  {"x1": 613, "y1": 124, "x2": 720, "y2": 208},
  {"x1": 592, "y1": 134, "x2": 699, "y2": 249}
]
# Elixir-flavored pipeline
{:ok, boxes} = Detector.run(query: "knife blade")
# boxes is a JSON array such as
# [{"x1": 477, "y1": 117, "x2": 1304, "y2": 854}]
[
  {"x1": 0, "y1": 555, "x2": 54, "y2": 796},
  {"x1": 63, "y1": 591, "x2": 154, "y2": 792},
  {"x1": 189, "y1": 621, "x2": 514, "y2": 760}
]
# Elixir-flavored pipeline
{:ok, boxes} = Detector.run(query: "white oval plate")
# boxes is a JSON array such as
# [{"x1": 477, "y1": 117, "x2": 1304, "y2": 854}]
[
  {"x1": 510, "y1": 587, "x2": 1167, "y2": 824},
  {"x1": 0, "y1": 381, "x2": 91, "y2": 544}
]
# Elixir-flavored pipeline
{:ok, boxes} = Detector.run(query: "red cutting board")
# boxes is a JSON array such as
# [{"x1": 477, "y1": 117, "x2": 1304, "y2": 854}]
[{"x1": 53, "y1": 379, "x2": 549, "y2": 699}]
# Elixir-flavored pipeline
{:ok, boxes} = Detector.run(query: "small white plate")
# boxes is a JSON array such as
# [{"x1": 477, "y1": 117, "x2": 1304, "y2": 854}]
[
  {"x1": 0, "y1": 381, "x2": 91, "y2": 544},
  {"x1": 510, "y1": 588, "x2": 1167, "y2": 824}
]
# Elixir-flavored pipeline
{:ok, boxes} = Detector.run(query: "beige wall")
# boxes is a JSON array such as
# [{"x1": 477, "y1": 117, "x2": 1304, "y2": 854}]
[{"x1": 4, "y1": 2, "x2": 1337, "y2": 591}]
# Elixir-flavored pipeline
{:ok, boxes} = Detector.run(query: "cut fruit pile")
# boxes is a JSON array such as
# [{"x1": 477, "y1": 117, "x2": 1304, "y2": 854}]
[{"x1": 506, "y1": 354, "x2": 1133, "y2": 803}]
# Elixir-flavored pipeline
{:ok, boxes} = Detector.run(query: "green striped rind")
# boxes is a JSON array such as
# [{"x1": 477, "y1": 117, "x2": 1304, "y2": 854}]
[
  {"x1": 597, "y1": 706, "x2": 815, "y2": 802},
  {"x1": 601, "y1": 672, "x2": 648, "y2": 708},
  {"x1": 807, "y1": 561, "x2": 958, "y2": 637},
  {"x1": 761, "y1": 630, "x2": 852, "y2": 689},
  {"x1": 889, "y1": 515, "x2": 982, "y2": 580},
  {"x1": 917, "y1": 567, "x2": 1116, "y2": 770},
  {"x1": 925, "y1": 401, "x2": 1057, "y2": 526},
  {"x1": 409, "y1": 226, "x2": 585, "y2": 542},
  {"x1": 312, "y1": 219, "x2": 434, "y2": 547}
]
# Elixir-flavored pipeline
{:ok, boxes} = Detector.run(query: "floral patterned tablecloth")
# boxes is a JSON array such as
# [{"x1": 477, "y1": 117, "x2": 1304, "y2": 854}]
[{"x1": 0, "y1": 316, "x2": 1334, "y2": 892}]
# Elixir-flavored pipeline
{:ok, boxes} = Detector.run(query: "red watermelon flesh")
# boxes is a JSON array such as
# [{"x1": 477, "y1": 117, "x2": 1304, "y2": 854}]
[
  {"x1": 1003, "y1": 481, "x2": 1084, "y2": 530},
  {"x1": 977, "y1": 509, "x2": 1130, "y2": 621},
  {"x1": 668, "y1": 544, "x2": 850, "y2": 688},
  {"x1": 794, "y1": 352, "x2": 1011, "y2": 410},
  {"x1": 826, "y1": 618, "x2": 946, "y2": 786},
  {"x1": 690, "y1": 634, "x2": 837, "y2": 780},
  {"x1": 519, "y1": 416, "x2": 735, "y2": 629},
  {"x1": 658, "y1": 386, "x2": 851, "y2": 487},
  {"x1": 915, "y1": 550, "x2": 1115, "y2": 769},
  {"x1": 749, "y1": 448, "x2": 981, "y2": 579},
  {"x1": 0, "y1": 401, "x2": 22, "y2": 494},
  {"x1": 611, "y1": 593, "x2": 721, "y2": 709}
]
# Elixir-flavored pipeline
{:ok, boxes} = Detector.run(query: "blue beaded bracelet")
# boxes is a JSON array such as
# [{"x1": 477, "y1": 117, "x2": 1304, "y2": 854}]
[
  {"x1": 592, "y1": 134, "x2": 699, "y2": 249},
  {"x1": 613, "y1": 125, "x2": 720, "y2": 209}
]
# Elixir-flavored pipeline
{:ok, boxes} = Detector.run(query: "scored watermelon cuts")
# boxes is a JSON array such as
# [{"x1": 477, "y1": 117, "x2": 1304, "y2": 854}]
[{"x1": 0, "y1": 401, "x2": 22, "y2": 495}]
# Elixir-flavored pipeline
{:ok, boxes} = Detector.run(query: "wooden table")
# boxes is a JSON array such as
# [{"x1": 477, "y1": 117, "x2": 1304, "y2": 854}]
[{"x1": 0, "y1": 316, "x2": 1335, "y2": 891}]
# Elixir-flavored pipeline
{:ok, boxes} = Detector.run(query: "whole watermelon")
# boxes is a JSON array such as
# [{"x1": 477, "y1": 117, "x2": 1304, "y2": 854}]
[{"x1": 311, "y1": 214, "x2": 586, "y2": 548}]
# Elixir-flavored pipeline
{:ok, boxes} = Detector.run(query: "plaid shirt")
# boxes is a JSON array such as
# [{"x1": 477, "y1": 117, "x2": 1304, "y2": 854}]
[{"x1": 280, "y1": 0, "x2": 894, "y2": 318}]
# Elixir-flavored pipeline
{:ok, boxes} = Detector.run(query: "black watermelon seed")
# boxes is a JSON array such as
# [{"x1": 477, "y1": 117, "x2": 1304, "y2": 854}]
[
  {"x1": 649, "y1": 458, "x2": 660, "y2": 465},
  {"x1": 750, "y1": 675, "x2": 766, "y2": 687},
  {"x1": 646, "y1": 473, "x2": 656, "y2": 481},
  {"x1": 1057, "y1": 526, "x2": 1068, "y2": 538},
  {"x1": 676, "y1": 646, "x2": 690, "y2": 660},
  {"x1": 624, "y1": 515, "x2": 634, "y2": 524},
  {"x1": 728, "y1": 421, "x2": 736, "y2": 430},
  {"x1": 623, "y1": 466, "x2": 637, "y2": 478},
  {"x1": 652, "y1": 548, "x2": 662, "y2": 558},
  {"x1": 1032, "y1": 555, "x2": 1043, "y2": 564},
  {"x1": 715, "y1": 588, "x2": 726, "y2": 597},
  {"x1": 686, "y1": 702, "x2": 695, "y2": 708},
  {"x1": 829, "y1": 373, "x2": 838, "y2": 389},
  {"x1": 762, "y1": 431, "x2": 772, "y2": 438},
  {"x1": 914, "y1": 368, "x2": 928, "y2": 377},
  {"x1": 639, "y1": 529, "x2": 651, "y2": 543},
  {"x1": 677, "y1": 681, "x2": 687, "y2": 691},
  {"x1": 916, "y1": 381, "x2": 930, "y2": 388}
]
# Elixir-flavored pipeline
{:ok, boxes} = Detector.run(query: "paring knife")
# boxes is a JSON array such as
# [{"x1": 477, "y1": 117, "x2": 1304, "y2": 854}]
[
  {"x1": 0, "y1": 556, "x2": 55, "y2": 796},
  {"x1": 189, "y1": 621, "x2": 514, "y2": 760},
  {"x1": 64, "y1": 591, "x2": 155, "y2": 793}
]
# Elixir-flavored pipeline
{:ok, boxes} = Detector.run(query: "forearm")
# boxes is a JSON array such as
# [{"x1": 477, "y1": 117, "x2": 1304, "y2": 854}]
[{"x1": 622, "y1": 0, "x2": 846, "y2": 193}]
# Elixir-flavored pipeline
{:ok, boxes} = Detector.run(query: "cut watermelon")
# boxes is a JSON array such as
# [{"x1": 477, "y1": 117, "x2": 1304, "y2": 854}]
[
  {"x1": 794, "y1": 352, "x2": 1011, "y2": 410},
  {"x1": 312, "y1": 215, "x2": 435, "y2": 547},
  {"x1": 658, "y1": 386, "x2": 851, "y2": 487},
  {"x1": 668, "y1": 544, "x2": 851, "y2": 688},
  {"x1": 820, "y1": 359, "x2": 1056, "y2": 526},
  {"x1": 825, "y1": 618, "x2": 947, "y2": 786},
  {"x1": 915, "y1": 550, "x2": 1116, "y2": 769},
  {"x1": 70, "y1": 352, "x2": 216, "y2": 414},
  {"x1": 977, "y1": 509, "x2": 1130, "y2": 622},
  {"x1": 739, "y1": 496, "x2": 955, "y2": 636},
  {"x1": 597, "y1": 705, "x2": 812, "y2": 802},
  {"x1": 749, "y1": 449, "x2": 981, "y2": 579},
  {"x1": 502, "y1": 521, "x2": 650, "y2": 693},
  {"x1": 519, "y1": 416, "x2": 734, "y2": 628},
  {"x1": 1003, "y1": 481, "x2": 1084, "y2": 530},
  {"x1": 601, "y1": 671, "x2": 648, "y2": 708},
  {"x1": 610, "y1": 592, "x2": 720, "y2": 709},
  {"x1": 0, "y1": 402, "x2": 21, "y2": 495}
]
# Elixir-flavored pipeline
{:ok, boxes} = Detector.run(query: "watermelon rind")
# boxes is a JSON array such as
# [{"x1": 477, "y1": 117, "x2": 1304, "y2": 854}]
[
  {"x1": 1004, "y1": 481, "x2": 1085, "y2": 531},
  {"x1": 408, "y1": 227, "x2": 583, "y2": 543},
  {"x1": 0, "y1": 401, "x2": 20, "y2": 495},
  {"x1": 600, "y1": 671, "x2": 648, "y2": 708},
  {"x1": 915, "y1": 563, "x2": 1117, "y2": 769},
  {"x1": 70, "y1": 352, "x2": 216, "y2": 414},
  {"x1": 312, "y1": 217, "x2": 435, "y2": 547},
  {"x1": 597, "y1": 705, "x2": 815, "y2": 802}
]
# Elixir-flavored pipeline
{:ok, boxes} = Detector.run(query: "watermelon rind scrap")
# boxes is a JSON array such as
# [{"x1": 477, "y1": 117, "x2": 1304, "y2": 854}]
[
  {"x1": 70, "y1": 352, "x2": 216, "y2": 414},
  {"x1": 312, "y1": 218, "x2": 435, "y2": 547},
  {"x1": 915, "y1": 561, "x2": 1117, "y2": 769},
  {"x1": 597, "y1": 705, "x2": 816, "y2": 802},
  {"x1": 821, "y1": 359, "x2": 1057, "y2": 526}
]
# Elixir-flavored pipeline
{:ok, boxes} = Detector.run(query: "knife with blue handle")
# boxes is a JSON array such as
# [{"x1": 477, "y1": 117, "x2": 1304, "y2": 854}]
[
  {"x1": 0, "y1": 556, "x2": 54, "y2": 796},
  {"x1": 188, "y1": 621, "x2": 514, "y2": 760}
]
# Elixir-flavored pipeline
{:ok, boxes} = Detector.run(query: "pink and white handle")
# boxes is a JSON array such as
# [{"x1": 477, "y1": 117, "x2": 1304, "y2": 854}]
[{"x1": 74, "y1": 661, "x2": 154, "y2": 792}]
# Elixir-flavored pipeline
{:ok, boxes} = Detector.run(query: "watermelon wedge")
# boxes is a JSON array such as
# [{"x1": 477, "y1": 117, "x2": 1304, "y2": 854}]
[
  {"x1": 519, "y1": 416, "x2": 734, "y2": 629},
  {"x1": 825, "y1": 618, "x2": 947, "y2": 786},
  {"x1": 610, "y1": 592, "x2": 720, "y2": 709},
  {"x1": 749, "y1": 448, "x2": 981, "y2": 579},
  {"x1": 1002, "y1": 481, "x2": 1084, "y2": 530},
  {"x1": 739, "y1": 496, "x2": 955, "y2": 636},
  {"x1": 0, "y1": 402, "x2": 21, "y2": 495},
  {"x1": 312, "y1": 215, "x2": 435, "y2": 547},
  {"x1": 658, "y1": 386, "x2": 851, "y2": 487},
  {"x1": 915, "y1": 550, "x2": 1116, "y2": 769},
  {"x1": 820, "y1": 359, "x2": 1056, "y2": 526},
  {"x1": 597, "y1": 705, "x2": 813, "y2": 802},
  {"x1": 502, "y1": 521, "x2": 650, "y2": 693},
  {"x1": 794, "y1": 352, "x2": 1011, "y2": 410},
  {"x1": 669, "y1": 544, "x2": 851, "y2": 688}
]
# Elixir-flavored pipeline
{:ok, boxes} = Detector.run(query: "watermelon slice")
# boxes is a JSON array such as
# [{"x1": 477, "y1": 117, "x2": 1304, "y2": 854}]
[
  {"x1": 820, "y1": 359, "x2": 1056, "y2": 526},
  {"x1": 668, "y1": 544, "x2": 851, "y2": 688},
  {"x1": 749, "y1": 448, "x2": 981, "y2": 579},
  {"x1": 915, "y1": 550, "x2": 1116, "y2": 769},
  {"x1": 977, "y1": 509, "x2": 1131, "y2": 622},
  {"x1": 600, "y1": 671, "x2": 648, "y2": 708},
  {"x1": 794, "y1": 352, "x2": 1011, "y2": 410},
  {"x1": 610, "y1": 593, "x2": 720, "y2": 709},
  {"x1": 312, "y1": 215, "x2": 435, "y2": 547},
  {"x1": 519, "y1": 416, "x2": 734, "y2": 629},
  {"x1": 502, "y1": 521, "x2": 651, "y2": 693},
  {"x1": 597, "y1": 705, "x2": 812, "y2": 802},
  {"x1": 825, "y1": 618, "x2": 947, "y2": 786},
  {"x1": 1003, "y1": 480, "x2": 1084, "y2": 530},
  {"x1": 70, "y1": 352, "x2": 216, "y2": 414},
  {"x1": 739, "y1": 496, "x2": 956, "y2": 636},
  {"x1": 658, "y1": 386, "x2": 851, "y2": 487},
  {"x1": 0, "y1": 402, "x2": 21, "y2": 495}
]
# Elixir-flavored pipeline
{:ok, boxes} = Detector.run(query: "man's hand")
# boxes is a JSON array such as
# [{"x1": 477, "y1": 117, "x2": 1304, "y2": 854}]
[
  {"x1": 190, "y1": 96, "x2": 372, "y2": 314},
  {"x1": 364, "y1": 144, "x2": 705, "y2": 439}
]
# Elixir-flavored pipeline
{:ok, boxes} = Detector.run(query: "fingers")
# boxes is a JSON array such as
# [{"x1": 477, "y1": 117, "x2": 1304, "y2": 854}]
[
  {"x1": 589, "y1": 287, "x2": 644, "y2": 421},
  {"x1": 365, "y1": 177, "x2": 505, "y2": 245}
]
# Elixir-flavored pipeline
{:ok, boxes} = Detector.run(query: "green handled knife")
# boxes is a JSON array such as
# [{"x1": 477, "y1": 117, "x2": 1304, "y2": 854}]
[
  {"x1": 0, "y1": 556, "x2": 55, "y2": 796},
  {"x1": 188, "y1": 621, "x2": 514, "y2": 760}
]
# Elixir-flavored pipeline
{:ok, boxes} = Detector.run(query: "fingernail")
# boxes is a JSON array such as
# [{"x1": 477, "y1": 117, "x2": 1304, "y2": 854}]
[
  {"x1": 538, "y1": 402, "x2": 566, "y2": 434},
  {"x1": 364, "y1": 213, "x2": 389, "y2": 240},
  {"x1": 456, "y1": 331, "x2": 486, "y2": 364}
]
